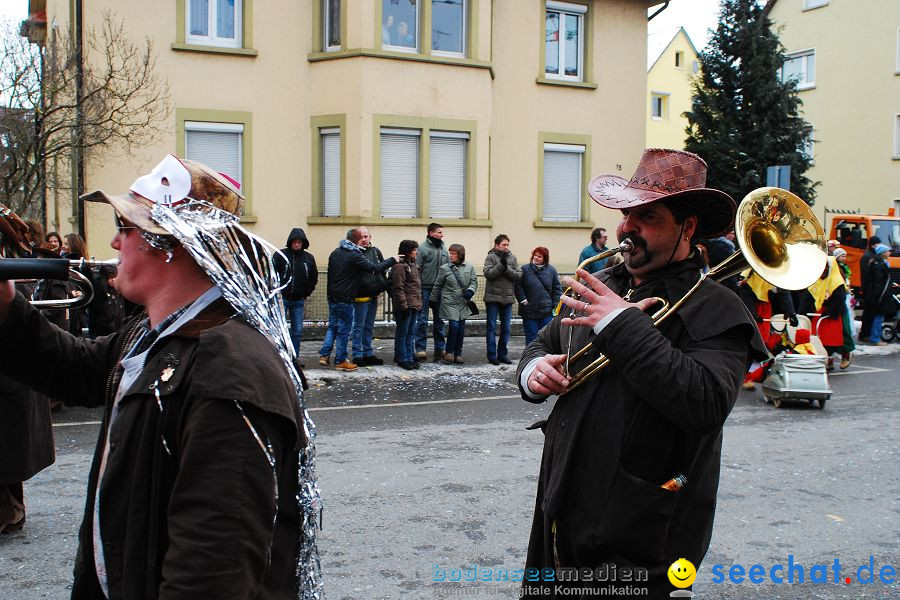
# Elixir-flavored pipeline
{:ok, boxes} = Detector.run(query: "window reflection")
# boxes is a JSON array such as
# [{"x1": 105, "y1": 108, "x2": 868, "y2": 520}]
[
  {"x1": 432, "y1": 0, "x2": 465, "y2": 55},
  {"x1": 382, "y1": 0, "x2": 419, "y2": 50}
]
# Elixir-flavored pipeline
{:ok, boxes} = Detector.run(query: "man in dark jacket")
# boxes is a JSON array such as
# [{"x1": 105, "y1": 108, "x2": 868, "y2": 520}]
[
  {"x1": 0, "y1": 156, "x2": 321, "y2": 599},
  {"x1": 415, "y1": 223, "x2": 450, "y2": 360},
  {"x1": 274, "y1": 227, "x2": 318, "y2": 354},
  {"x1": 351, "y1": 226, "x2": 389, "y2": 365},
  {"x1": 517, "y1": 150, "x2": 769, "y2": 598},
  {"x1": 483, "y1": 234, "x2": 521, "y2": 365},
  {"x1": 858, "y1": 235, "x2": 882, "y2": 342},
  {"x1": 319, "y1": 227, "x2": 398, "y2": 371}
]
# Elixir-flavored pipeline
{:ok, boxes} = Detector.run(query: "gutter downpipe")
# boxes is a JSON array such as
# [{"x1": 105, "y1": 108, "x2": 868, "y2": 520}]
[{"x1": 648, "y1": 1, "x2": 671, "y2": 21}]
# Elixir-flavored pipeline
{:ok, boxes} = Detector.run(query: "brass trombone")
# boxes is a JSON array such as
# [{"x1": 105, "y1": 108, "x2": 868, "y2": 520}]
[
  {"x1": 0, "y1": 257, "x2": 119, "y2": 309},
  {"x1": 561, "y1": 187, "x2": 827, "y2": 394}
]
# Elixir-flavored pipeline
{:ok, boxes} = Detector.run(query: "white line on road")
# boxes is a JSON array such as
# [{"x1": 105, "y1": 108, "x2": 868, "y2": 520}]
[{"x1": 52, "y1": 393, "x2": 523, "y2": 427}]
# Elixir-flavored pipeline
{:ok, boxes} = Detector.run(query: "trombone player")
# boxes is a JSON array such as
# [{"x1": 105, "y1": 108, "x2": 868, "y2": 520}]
[{"x1": 518, "y1": 149, "x2": 768, "y2": 598}]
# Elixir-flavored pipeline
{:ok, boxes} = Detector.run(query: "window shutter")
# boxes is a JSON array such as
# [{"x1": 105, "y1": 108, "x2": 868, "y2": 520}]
[
  {"x1": 543, "y1": 145, "x2": 583, "y2": 222},
  {"x1": 429, "y1": 132, "x2": 467, "y2": 219},
  {"x1": 321, "y1": 129, "x2": 341, "y2": 216},
  {"x1": 380, "y1": 130, "x2": 419, "y2": 218},
  {"x1": 184, "y1": 122, "x2": 243, "y2": 185}
]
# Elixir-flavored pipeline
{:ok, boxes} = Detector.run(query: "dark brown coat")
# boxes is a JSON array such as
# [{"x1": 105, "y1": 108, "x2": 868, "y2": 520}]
[
  {"x1": 0, "y1": 293, "x2": 305, "y2": 600},
  {"x1": 390, "y1": 260, "x2": 423, "y2": 312},
  {"x1": 517, "y1": 256, "x2": 767, "y2": 598}
]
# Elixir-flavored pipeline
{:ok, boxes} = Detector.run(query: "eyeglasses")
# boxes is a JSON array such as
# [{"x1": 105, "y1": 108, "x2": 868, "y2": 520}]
[{"x1": 114, "y1": 213, "x2": 138, "y2": 234}]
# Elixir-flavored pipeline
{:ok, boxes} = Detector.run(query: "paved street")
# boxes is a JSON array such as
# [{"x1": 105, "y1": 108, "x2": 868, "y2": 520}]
[{"x1": 0, "y1": 339, "x2": 897, "y2": 600}]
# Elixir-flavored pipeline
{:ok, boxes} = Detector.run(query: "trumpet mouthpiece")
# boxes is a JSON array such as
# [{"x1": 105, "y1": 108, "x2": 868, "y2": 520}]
[{"x1": 619, "y1": 239, "x2": 634, "y2": 252}]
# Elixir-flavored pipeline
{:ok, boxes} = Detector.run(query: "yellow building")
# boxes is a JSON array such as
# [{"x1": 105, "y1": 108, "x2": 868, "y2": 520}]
[
  {"x1": 24, "y1": 0, "x2": 661, "y2": 272},
  {"x1": 646, "y1": 26, "x2": 699, "y2": 150},
  {"x1": 765, "y1": 0, "x2": 900, "y2": 224}
]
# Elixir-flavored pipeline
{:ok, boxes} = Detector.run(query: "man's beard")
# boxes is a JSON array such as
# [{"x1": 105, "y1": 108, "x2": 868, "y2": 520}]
[{"x1": 621, "y1": 234, "x2": 652, "y2": 269}]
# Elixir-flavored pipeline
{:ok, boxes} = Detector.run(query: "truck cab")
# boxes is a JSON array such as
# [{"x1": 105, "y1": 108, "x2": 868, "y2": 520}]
[{"x1": 829, "y1": 213, "x2": 900, "y2": 293}]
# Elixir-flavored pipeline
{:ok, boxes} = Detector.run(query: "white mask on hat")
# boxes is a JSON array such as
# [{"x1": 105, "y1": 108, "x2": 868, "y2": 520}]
[{"x1": 130, "y1": 155, "x2": 191, "y2": 207}]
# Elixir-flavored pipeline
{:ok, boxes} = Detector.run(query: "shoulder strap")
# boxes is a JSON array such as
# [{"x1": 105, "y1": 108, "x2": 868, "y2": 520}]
[{"x1": 449, "y1": 265, "x2": 467, "y2": 292}]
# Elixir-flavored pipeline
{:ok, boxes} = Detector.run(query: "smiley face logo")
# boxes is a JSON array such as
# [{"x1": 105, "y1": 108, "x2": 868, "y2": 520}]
[{"x1": 668, "y1": 558, "x2": 697, "y2": 588}]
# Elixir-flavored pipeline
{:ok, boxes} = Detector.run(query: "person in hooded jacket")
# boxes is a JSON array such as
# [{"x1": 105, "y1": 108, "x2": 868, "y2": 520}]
[{"x1": 274, "y1": 228, "x2": 318, "y2": 355}]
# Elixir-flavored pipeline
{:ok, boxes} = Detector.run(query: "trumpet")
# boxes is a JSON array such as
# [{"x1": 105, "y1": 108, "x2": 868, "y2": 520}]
[
  {"x1": 561, "y1": 187, "x2": 827, "y2": 394},
  {"x1": 555, "y1": 239, "x2": 634, "y2": 315},
  {"x1": 0, "y1": 257, "x2": 119, "y2": 309}
]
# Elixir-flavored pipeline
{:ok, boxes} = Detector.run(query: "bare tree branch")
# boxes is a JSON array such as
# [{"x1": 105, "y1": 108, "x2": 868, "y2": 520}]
[{"x1": 0, "y1": 11, "x2": 171, "y2": 219}]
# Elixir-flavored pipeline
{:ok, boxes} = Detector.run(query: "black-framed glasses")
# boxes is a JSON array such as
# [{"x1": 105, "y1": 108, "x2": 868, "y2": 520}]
[{"x1": 114, "y1": 213, "x2": 138, "y2": 234}]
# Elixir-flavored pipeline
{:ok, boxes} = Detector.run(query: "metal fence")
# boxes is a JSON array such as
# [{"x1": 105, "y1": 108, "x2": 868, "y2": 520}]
[{"x1": 298, "y1": 272, "x2": 574, "y2": 324}]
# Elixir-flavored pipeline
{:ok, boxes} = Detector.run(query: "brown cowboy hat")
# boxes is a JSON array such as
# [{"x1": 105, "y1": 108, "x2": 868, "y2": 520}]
[
  {"x1": 81, "y1": 154, "x2": 244, "y2": 235},
  {"x1": 588, "y1": 148, "x2": 735, "y2": 238}
]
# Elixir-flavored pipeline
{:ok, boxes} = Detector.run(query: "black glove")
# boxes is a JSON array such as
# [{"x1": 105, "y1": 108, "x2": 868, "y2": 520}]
[
  {"x1": 788, "y1": 313, "x2": 799, "y2": 327},
  {"x1": 499, "y1": 254, "x2": 508, "y2": 268},
  {"x1": 463, "y1": 289, "x2": 475, "y2": 300}
]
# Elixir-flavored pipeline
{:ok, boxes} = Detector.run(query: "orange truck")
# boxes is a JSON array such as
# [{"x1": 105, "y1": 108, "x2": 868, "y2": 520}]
[{"x1": 828, "y1": 210, "x2": 900, "y2": 294}]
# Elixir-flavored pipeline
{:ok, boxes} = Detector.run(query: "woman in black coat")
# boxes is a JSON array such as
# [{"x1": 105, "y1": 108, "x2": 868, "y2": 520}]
[{"x1": 515, "y1": 246, "x2": 562, "y2": 346}]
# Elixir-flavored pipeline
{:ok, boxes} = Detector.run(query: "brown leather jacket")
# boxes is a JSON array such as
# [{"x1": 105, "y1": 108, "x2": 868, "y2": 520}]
[{"x1": 0, "y1": 293, "x2": 305, "y2": 600}]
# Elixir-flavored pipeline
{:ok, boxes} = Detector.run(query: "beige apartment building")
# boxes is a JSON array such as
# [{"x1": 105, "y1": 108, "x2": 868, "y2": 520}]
[
  {"x1": 645, "y1": 26, "x2": 699, "y2": 150},
  {"x1": 24, "y1": 0, "x2": 661, "y2": 271},
  {"x1": 765, "y1": 0, "x2": 900, "y2": 226}
]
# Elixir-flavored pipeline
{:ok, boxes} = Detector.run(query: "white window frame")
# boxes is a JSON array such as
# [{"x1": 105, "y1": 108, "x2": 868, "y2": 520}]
[
  {"x1": 320, "y1": 127, "x2": 341, "y2": 217},
  {"x1": 545, "y1": 1, "x2": 586, "y2": 82},
  {"x1": 323, "y1": 0, "x2": 341, "y2": 52},
  {"x1": 430, "y1": 0, "x2": 467, "y2": 59},
  {"x1": 184, "y1": 121, "x2": 244, "y2": 184},
  {"x1": 379, "y1": 128, "x2": 421, "y2": 218},
  {"x1": 542, "y1": 143, "x2": 585, "y2": 223},
  {"x1": 896, "y1": 28, "x2": 900, "y2": 75},
  {"x1": 186, "y1": 0, "x2": 242, "y2": 49},
  {"x1": 428, "y1": 130, "x2": 469, "y2": 219},
  {"x1": 651, "y1": 93, "x2": 669, "y2": 120},
  {"x1": 781, "y1": 48, "x2": 816, "y2": 90},
  {"x1": 802, "y1": 0, "x2": 828, "y2": 11},
  {"x1": 381, "y1": 1, "x2": 420, "y2": 54},
  {"x1": 894, "y1": 114, "x2": 900, "y2": 160}
]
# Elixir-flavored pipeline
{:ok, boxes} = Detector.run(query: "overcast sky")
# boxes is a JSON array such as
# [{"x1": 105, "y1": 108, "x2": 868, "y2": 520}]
[{"x1": 648, "y1": 0, "x2": 723, "y2": 51}]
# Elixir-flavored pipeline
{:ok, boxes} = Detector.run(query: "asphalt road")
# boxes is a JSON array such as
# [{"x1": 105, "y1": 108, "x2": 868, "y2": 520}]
[{"x1": 1, "y1": 345, "x2": 897, "y2": 600}]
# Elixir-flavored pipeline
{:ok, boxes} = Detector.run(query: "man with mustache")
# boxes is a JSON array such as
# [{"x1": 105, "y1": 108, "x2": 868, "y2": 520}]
[{"x1": 517, "y1": 149, "x2": 767, "y2": 598}]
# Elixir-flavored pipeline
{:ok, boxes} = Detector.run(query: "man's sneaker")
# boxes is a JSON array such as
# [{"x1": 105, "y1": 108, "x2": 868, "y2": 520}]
[
  {"x1": 398, "y1": 361, "x2": 416, "y2": 370},
  {"x1": 416, "y1": 351, "x2": 427, "y2": 360},
  {"x1": 318, "y1": 356, "x2": 330, "y2": 367},
  {"x1": 334, "y1": 360, "x2": 358, "y2": 371},
  {"x1": 364, "y1": 356, "x2": 384, "y2": 366},
  {"x1": 352, "y1": 357, "x2": 366, "y2": 366},
  {"x1": 498, "y1": 357, "x2": 512, "y2": 365},
  {"x1": 488, "y1": 358, "x2": 500, "y2": 366}
]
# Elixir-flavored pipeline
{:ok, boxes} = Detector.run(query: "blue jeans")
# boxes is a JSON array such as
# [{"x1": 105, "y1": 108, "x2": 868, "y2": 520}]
[
  {"x1": 352, "y1": 299, "x2": 378, "y2": 359},
  {"x1": 415, "y1": 288, "x2": 445, "y2": 354},
  {"x1": 446, "y1": 319, "x2": 466, "y2": 357},
  {"x1": 523, "y1": 315, "x2": 553, "y2": 346},
  {"x1": 394, "y1": 308, "x2": 418, "y2": 363},
  {"x1": 485, "y1": 302, "x2": 512, "y2": 360},
  {"x1": 871, "y1": 314, "x2": 885, "y2": 342},
  {"x1": 319, "y1": 302, "x2": 354, "y2": 363},
  {"x1": 282, "y1": 298, "x2": 305, "y2": 353}
]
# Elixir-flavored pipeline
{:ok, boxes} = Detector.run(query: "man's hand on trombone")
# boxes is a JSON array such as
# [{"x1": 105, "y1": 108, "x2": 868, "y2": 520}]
[{"x1": 559, "y1": 268, "x2": 658, "y2": 328}]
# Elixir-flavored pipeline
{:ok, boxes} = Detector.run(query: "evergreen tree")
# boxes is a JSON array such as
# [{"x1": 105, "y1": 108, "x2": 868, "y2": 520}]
[{"x1": 684, "y1": 0, "x2": 818, "y2": 205}]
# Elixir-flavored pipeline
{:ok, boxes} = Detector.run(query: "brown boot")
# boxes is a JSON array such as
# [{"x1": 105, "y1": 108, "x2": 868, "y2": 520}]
[
  {"x1": 441, "y1": 352, "x2": 454, "y2": 364},
  {"x1": 454, "y1": 356, "x2": 465, "y2": 364},
  {"x1": 840, "y1": 353, "x2": 852, "y2": 369}
]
